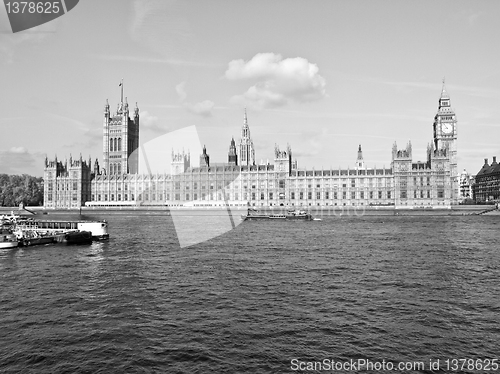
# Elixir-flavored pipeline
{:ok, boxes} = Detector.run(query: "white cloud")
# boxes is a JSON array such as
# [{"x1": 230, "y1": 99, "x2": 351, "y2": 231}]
[
  {"x1": 225, "y1": 53, "x2": 327, "y2": 109},
  {"x1": 175, "y1": 82, "x2": 187, "y2": 102},
  {"x1": 186, "y1": 100, "x2": 214, "y2": 117},
  {"x1": 139, "y1": 110, "x2": 164, "y2": 133},
  {"x1": 130, "y1": 1, "x2": 157, "y2": 37},
  {"x1": 9, "y1": 146, "x2": 28, "y2": 154},
  {"x1": 175, "y1": 81, "x2": 214, "y2": 117}
]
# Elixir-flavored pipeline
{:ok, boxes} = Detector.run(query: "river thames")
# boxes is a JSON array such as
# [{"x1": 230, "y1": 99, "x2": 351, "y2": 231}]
[{"x1": 1, "y1": 213, "x2": 499, "y2": 373}]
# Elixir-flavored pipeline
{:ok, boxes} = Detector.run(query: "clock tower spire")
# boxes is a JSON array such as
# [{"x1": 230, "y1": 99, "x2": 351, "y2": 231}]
[{"x1": 433, "y1": 79, "x2": 458, "y2": 203}]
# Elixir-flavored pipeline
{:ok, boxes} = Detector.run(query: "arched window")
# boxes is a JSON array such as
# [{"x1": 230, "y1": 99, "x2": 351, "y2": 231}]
[
  {"x1": 117, "y1": 164, "x2": 121, "y2": 175},
  {"x1": 114, "y1": 138, "x2": 118, "y2": 152},
  {"x1": 118, "y1": 138, "x2": 122, "y2": 151},
  {"x1": 110, "y1": 138, "x2": 113, "y2": 152}
]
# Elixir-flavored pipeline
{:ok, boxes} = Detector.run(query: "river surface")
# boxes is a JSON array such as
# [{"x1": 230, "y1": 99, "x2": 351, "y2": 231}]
[{"x1": 1, "y1": 213, "x2": 499, "y2": 373}]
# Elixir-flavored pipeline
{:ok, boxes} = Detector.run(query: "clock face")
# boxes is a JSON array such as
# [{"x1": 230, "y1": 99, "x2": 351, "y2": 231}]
[{"x1": 442, "y1": 123, "x2": 453, "y2": 134}]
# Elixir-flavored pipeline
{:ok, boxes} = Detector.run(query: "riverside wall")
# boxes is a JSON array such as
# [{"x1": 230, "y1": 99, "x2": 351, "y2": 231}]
[{"x1": 2, "y1": 205, "x2": 498, "y2": 217}]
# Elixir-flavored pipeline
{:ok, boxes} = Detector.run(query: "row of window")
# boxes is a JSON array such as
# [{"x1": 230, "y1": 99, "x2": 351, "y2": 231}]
[
  {"x1": 168, "y1": 178, "x2": 391, "y2": 184},
  {"x1": 400, "y1": 190, "x2": 444, "y2": 199},
  {"x1": 94, "y1": 193, "x2": 136, "y2": 201},
  {"x1": 109, "y1": 137, "x2": 122, "y2": 152},
  {"x1": 109, "y1": 163, "x2": 122, "y2": 175},
  {"x1": 47, "y1": 182, "x2": 83, "y2": 190},
  {"x1": 91, "y1": 191, "x2": 396, "y2": 202},
  {"x1": 88, "y1": 190, "x2": 453, "y2": 202},
  {"x1": 46, "y1": 193, "x2": 82, "y2": 202},
  {"x1": 116, "y1": 179, "x2": 395, "y2": 189}
]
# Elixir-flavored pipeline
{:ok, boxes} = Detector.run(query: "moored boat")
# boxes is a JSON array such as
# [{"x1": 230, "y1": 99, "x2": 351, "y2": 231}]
[
  {"x1": 19, "y1": 235, "x2": 57, "y2": 247},
  {"x1": 242, "y1": 208, "x2": 313, "y2": 221},
  {"x1": 55, "y1": 230, "x2": 93, "y2": 245},
  {"x1": 14, "y1": 219, "x2": 109, "y2": 240}
]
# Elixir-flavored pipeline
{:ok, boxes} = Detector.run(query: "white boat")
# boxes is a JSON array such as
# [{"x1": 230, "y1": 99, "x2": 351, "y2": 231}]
[
  {"x1": 242, "y1": 208, "x2": 313, "y2": 221},
  {"x1": 13, "y1": 219, "x2": 109, "y2": 240}
]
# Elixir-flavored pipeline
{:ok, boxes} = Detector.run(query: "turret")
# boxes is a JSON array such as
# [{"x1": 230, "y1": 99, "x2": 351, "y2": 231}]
[
  {"x1": 104, "y1": 99, "x2": 110, "y2": 117},
  {"x1": 228, "y1": 137, "x2": 237, "y2": 165},
  {"x1": 171, "y1": 149, "x2": 191, "y2": 175},
  {"x1": 274, "y1": 143, "x2": 292, "y2": 174},
  {"x1": 94, "y1": 158, "x2": 100, "y2": 175},
  {"x1": 356, "y1": 144, "x2": 365, "y2": 169},
  {"x1": 124, "y1": 96, "x2": 129, "y2": 116},
  {"x1": 200, "y1": 145, "x2": 210, "y2": 167}
]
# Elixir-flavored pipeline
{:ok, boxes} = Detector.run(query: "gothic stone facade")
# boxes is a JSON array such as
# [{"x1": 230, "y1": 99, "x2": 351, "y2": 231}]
[
  {"x1": 103, "y1": 97, "x2": 139, "y2": 176},
  {"x1": 87, "y1": 146, "x2": 394, "y2": 208},
  {"x1": 44, "y1": 84, "x2": 458, "y2": 209},
  {"x1": 43, "y1": 155, "x2": 92, "y2": 209}
]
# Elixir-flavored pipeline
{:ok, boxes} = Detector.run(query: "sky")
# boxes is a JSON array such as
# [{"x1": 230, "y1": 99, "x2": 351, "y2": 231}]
[{"x1": 1, "y1": 0, "x2": 499, "y2": 177}]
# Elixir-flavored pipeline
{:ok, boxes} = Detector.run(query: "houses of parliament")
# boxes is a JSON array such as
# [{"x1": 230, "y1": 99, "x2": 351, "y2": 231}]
[{"x1": 43, "y1": 83, "x2": 458, "y2": 209}]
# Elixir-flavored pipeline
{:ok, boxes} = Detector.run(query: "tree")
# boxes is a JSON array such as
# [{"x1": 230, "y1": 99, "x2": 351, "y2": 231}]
[{"x1": 0, "y1": 174, "x2": 44, "y2": 207}]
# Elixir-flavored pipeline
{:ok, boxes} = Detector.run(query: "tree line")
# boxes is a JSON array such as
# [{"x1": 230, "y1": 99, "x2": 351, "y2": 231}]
[{"x1": 0, "y1": 174, "x2": 43, "y2": 207}]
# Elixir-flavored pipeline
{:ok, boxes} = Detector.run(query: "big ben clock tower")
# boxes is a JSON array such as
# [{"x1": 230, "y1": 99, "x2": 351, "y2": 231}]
[{"x1": 433, "y1": 80, "x2": 458, "y2": 203}]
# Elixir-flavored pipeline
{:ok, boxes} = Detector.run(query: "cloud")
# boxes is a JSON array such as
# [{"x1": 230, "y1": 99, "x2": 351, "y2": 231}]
[
  {"x1": 139, "y1": 110, "x2": 166, "y2": 133},
  {"x1": 175, "y1": 82, "x2": 187, "y2": 102},
  {"x1": 175, "y1": 81, "x2": 214, "y2": 117},
  {"x1": 9, "y1": 146, "x2": 28, "y2": 154},
  {"x1": 225, "y1": 53, "x2": 327, "y2": 110},
  {"x1": 0, "y1": 147, "x2": 41, "y2": 175},
  {"x1": 186, "y1": 100, "x2": 214, "y2": 117},
  {"x1": 131, "y1": 1, "x2": 157, "y2": 35}
]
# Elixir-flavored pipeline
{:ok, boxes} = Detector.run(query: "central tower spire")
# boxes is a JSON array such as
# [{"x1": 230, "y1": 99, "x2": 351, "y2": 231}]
[
  {"x1": 103, "y1": 81, "x2": 140, "y2": 176},
  {"x1": 356, "y1": 144, "x2": 365, "y2": 169},
  {"x1": 237, "y1": 109, "x2": 255, "y2": 166}
]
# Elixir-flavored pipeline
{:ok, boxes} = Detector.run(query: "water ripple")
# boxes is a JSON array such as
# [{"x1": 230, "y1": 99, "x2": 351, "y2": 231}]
[{"x1": 1, "y1": 215, "x2": 499, "y2": 373}]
